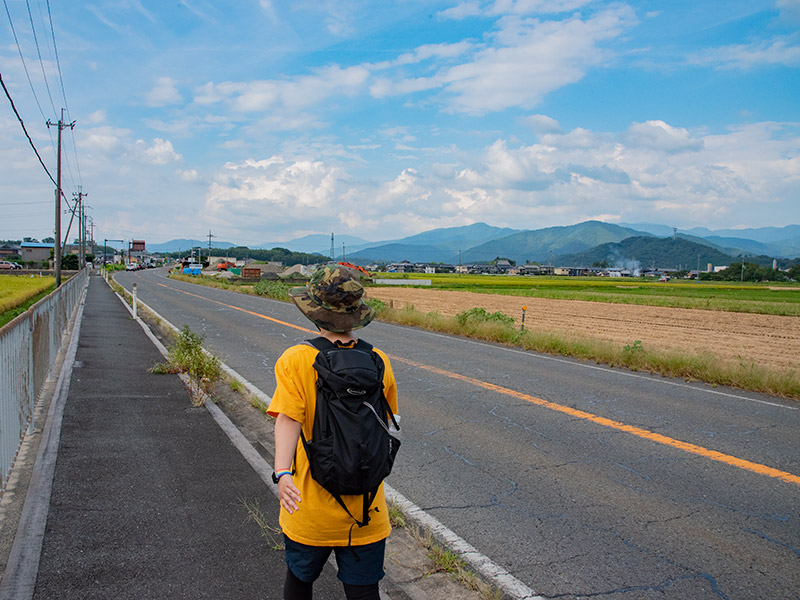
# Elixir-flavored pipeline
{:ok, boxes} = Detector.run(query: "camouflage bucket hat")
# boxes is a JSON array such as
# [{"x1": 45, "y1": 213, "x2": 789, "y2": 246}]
[{"x1": 289, "y1": 265, "x2": 375, "y2": 333}]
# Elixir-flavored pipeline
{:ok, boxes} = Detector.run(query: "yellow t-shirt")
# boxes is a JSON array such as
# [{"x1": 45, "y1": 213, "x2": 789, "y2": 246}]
[{"x1": 267, "y1": 341, "x2": 398, "y2": 547}]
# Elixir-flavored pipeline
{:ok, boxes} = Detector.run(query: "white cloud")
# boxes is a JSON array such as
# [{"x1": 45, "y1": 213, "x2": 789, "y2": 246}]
[
  {"x1": 85, "y1": 110, "x2": 107, "y2": 124},
  {"x1": 688, "y1": 36, "x2": 800, "y2": 69},
  {"x1": 524, "y1": 114, "x2": 563, "y2": 135},
  {"x1": 145, "y1": 77, "x2": 183, "y2": 107},
  {"x1": 178, "y1": 168, "x2": 199, "y2": 181},
  {"x1": 195, "y1": 65, "x2": 369, "y2": 113},
  {"x1": 777, "y1": 0, "x2": 800, "y2": 24},
  {"x1": 440, "y1": 0, "x2": 594, "y2": 19},
  {"x1": 135, "y1": 138, "x2": 183, "y2": 164},
  {"x1": 438, "y1": 2, "x2": 482, "y2": 20},
  {"x1": 374, "y1": 5, "x2": 637, "y2": 115},
  {"x1": 80, "y1": 125, "x2": 131, "y2": 156},
  {"x1": 205, "y1": 157, "x2": 353, "y2": 237},
  {"x1": 623, "y1": 120, "x2": 704, "y2": 153},
  {"x1": 486, "y1": 0, "x2": 595, "y2": 15}
]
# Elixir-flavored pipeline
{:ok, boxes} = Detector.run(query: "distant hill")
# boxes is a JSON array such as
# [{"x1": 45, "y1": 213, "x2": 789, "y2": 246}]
[
  {"x1": 350, "y1": 243, "x2": 451, "y2": 263},
  {"x1": 350, "y1": 222, "x2": 520, "y2": 263},
  {"x1": 147, "y1": 239, "x2": 235, "y2": 253},
  {"x1": 255, "y1": 233, "x2": 372, "y2": 256},
  {"x1": 556, "y1": 236, "x2": 737, "y2": 270},
  {"x1": 620, "y1": 223, "x2": 800, "y2": 258},
  {"x1": 145, "y1": 221, "x2": 800, "y2": 263},
  {"x1": 459, "y1": 221, "x2": 647, "y2": 264}
]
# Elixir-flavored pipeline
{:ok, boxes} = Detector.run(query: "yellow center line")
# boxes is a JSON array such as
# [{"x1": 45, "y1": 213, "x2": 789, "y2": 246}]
[
  {"x1": 154, "y1": 280, "x2": 800, "y2": 486},
  {"x1": 156, "y1": 282, "x2": 314, "y2": 333}
]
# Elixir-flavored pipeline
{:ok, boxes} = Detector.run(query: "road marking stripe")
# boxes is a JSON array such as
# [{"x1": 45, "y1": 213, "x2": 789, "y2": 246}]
[
  {"x1": 153, "y1": 280, "x2": 800, "y2": 486},
  {"x1": 155, "y1": 282, "x2": 313, "y2": 332}
]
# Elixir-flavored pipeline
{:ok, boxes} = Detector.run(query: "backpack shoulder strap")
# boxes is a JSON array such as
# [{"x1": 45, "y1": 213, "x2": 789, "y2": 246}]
[{"x1": 305, "y1": 337, "x2": 334, "y2": 352}]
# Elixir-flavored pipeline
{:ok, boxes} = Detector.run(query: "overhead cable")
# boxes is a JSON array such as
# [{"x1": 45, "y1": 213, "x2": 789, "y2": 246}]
[
  {"x1": 2, "y1": 0, "x2": 47, "y2": 122},
  {"x1": 0, "y1": 71, "x2": 57, "y2": 187},
  {"x1": 24, "y1": 0, "x2": 57, "y2": 116},
  {"x1": 46, "y1": 0, "x2": 82, "y2": 187}
]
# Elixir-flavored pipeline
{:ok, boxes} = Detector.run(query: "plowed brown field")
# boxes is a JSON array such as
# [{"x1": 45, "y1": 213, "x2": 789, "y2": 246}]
[{"x1": 368, "y1": 287, "x2": 800, "y2": 371}]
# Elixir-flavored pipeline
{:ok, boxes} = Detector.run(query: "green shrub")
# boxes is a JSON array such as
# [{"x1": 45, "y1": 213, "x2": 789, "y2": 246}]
[
  {"x1": 253, "y1": 279, "x2": 291, "y2": 301},
  {"x1": 455, "y1": 307, "x2": 514, "y2": 327}
]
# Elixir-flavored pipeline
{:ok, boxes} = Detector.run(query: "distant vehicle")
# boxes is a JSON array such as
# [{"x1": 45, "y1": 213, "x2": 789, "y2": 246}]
[
  {"x1": 659, "y1": 275, "x2": 670, "y2": 282},
  {"x1": 125, "y1": 263, "x2": 137, "y2": 271},
  {"x1": 0, "y1": 260, "x2": 22, "y2": 270}
]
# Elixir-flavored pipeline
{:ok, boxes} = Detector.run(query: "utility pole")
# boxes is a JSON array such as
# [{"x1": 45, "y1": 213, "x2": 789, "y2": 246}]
[
  {"x1": 47, "y1": 108, "x2": 75, "y2": 287},
  {"x1": 73, "y1": 189, "x2": 87, "y2": 268},
  {"x1": 88, "y1": 217, "x2": 95, "y2": 259},
  {"x1": 207, "y1": 229, "x2": 216, "y2": 262},
  {"x1": 330, "y1": 233, "x2": 335, "y2": 262}
]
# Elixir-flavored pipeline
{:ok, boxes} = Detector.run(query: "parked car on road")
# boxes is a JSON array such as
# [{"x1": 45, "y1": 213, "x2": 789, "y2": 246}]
[{"x1": 0, "y1": 260, "x2": 22, "y2": 269}]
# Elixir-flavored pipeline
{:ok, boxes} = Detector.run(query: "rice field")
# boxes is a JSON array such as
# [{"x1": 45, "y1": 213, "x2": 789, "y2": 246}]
[
  {"x1": 0, "y1": 275, "x2": 56, "y2": 314},
  {"x1": 372, "y1": 273, "x2": 800, "y2": 316}
]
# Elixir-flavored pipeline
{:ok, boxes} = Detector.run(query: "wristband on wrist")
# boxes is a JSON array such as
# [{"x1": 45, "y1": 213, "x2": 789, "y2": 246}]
[{"x1": 272, "y1": 469, "x2": 293, "y2": 483}]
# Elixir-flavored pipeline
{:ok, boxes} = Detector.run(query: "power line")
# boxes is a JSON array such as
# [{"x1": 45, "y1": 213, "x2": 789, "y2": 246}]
[
  {"x1": 24, "y1": 0, "x2": 57, "y2": 116},
  {"x1": 45, "y1": 0, "x2": 68, "y2": 116},
  {"x1": 0, "y1": 71, "x2": 57, "y2": 186},
  {"x1": 2, "y1": 0, "x2": 47, "y2": 122},
  {"x1": 42, "y1": 0, "x2": 82, "y2": 190}
]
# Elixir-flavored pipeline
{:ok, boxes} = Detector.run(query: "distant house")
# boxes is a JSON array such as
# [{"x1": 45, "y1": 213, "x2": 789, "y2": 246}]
[
  {"x1": 0, "y1": 244, "x2": 20, "y2": 258},
  {"x1": 514, "y1": 265, "x2": 543, "y2": 275},
  {"x1": 20, "y1": 242, "x2": 53, "y2": 263},
  {"x1": 494, "y1": 259, "x2": 513, "y2": 272},
  {"x1": 607, "y1": 268, "x2": 632, "y2": 278},
  {"x1": 386, "y1": 261, "x2": 413, "y2": 273}
]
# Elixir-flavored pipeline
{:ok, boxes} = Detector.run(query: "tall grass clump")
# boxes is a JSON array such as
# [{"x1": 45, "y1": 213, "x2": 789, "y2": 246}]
[{"x1": 150, "y1": 325, "x2": 221, "y2": 405}]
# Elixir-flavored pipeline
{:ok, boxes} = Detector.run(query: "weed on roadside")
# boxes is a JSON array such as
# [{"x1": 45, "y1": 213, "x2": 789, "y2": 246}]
[
  {"x1": 149, "y1": 325, "x2": 221, "y2": 405},
  {"x1": 250, "y1": 395, "x2": 270, "y2": 415},
  {"x1": 241, "y1": 498, "x2": 284, "y2": 551},
  {"x1": 388, "y1": 500, "x2": 406, "y2": 529}
]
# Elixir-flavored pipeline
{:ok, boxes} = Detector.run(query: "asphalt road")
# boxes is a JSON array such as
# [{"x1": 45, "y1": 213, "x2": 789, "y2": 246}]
[{"x1": 116, "y1": 268, "x2": 800, "y2": 600}]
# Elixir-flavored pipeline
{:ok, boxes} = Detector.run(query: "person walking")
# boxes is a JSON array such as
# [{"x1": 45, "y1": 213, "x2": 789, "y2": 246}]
[{"x1": 268, "y1": 265, "x2": 399, "y2": 600}]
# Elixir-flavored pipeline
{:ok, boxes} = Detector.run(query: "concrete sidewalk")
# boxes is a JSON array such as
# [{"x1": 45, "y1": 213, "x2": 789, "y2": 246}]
[{"x1": 2, "y1": 275, "x2": 348, "y2": 599}]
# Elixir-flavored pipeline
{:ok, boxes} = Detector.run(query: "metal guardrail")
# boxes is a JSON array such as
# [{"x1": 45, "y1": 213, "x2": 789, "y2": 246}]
[{"x1": 0, "y1": 270, "x2": 88, "y2": 492}]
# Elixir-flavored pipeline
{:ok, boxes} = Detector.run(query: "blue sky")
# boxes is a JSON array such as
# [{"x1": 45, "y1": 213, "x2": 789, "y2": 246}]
[{"x1": 1, "y1": 0, "x2": 799, "y2": 248}]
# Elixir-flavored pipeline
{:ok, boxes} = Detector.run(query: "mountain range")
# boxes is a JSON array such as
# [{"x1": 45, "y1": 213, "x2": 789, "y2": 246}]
[{"x1": 146, "y1": 222, "x2": 800, "y2": 268}]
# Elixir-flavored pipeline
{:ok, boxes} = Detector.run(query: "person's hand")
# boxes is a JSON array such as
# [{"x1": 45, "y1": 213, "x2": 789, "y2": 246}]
[{"x1": 278, "y1": 475, "x2": 301, "y2": 513}]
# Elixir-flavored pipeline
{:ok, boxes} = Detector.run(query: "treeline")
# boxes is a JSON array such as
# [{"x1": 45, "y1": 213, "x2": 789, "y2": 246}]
[
  {"x1": 700, "y1": 262, "x2": 800, "y2": 282},
  {"x1": 167, "y1": 246, "x2": 329, "y2": 265}
]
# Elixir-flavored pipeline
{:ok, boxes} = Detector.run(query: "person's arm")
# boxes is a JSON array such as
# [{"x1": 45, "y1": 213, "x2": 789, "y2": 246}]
[{"x1": 274, "y1": 413, "x2": 302, "y2": 513}]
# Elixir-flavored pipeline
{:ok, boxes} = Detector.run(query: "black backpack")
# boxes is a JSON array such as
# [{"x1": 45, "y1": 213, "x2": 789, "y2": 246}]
[{"x1": 300, "y1": 337, "x2": 401, "y2": 529}]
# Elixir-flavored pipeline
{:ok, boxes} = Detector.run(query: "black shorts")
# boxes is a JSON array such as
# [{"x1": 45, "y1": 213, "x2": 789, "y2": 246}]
[{"x1": 283, "y1": 535, "x2": 386, "y2": 586}]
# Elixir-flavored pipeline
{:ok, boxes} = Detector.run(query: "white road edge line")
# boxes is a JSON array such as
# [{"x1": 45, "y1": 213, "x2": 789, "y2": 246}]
[{"x1": 122, "y1": 284, "x2": 541, "y2": 600}]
